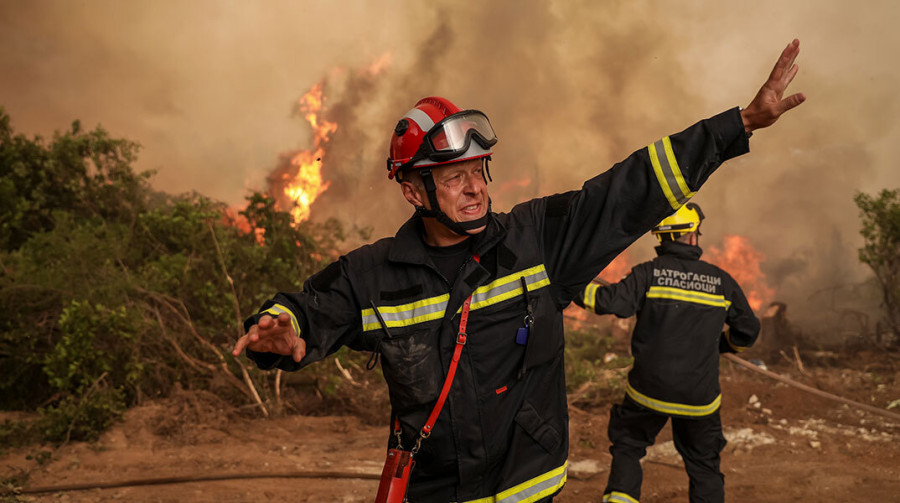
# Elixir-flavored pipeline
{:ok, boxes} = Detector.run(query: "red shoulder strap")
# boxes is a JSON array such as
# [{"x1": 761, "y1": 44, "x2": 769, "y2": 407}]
[{"x1": 404, "y1": 254, "x2": 480, "y2": 453}]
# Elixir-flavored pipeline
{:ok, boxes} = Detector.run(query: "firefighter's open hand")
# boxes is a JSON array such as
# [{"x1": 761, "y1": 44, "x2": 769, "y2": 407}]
[
  {"x1": 232, "y1": 312, "x2": 306, "y2": 362},
  {"x1": 741, "y1": 39, "x2": 806, "y2": 133}
]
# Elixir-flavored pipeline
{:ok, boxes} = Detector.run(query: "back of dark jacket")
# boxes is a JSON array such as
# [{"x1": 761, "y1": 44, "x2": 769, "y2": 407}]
[{"x1": 577, "y1": 240, "x2": 760, "y2": 417}]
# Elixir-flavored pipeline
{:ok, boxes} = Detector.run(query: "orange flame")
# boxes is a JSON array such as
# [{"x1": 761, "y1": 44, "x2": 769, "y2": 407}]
[
  {"x1": 283, "y1": 82, "x2": 335, "y2": 223},
  {"x1": 221, "y1": 207, "x2": 266, "y2": 246},
  {"x1": 706, "y1": 235, "x2": 775, "y2": 311}
]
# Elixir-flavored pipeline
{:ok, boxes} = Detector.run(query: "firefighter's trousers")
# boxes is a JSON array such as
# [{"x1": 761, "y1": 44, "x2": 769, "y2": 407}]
[{"x1": 604, "y1": 396, "x2": 727, "y2": 503}]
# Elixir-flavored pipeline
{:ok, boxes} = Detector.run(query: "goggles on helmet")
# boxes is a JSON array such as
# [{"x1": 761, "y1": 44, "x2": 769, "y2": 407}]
[{"x1": 397, "y1": 110, "x2": 497, "y2": 172}]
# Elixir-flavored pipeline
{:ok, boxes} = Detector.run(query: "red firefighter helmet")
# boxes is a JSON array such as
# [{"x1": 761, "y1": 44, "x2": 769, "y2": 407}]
[{"x1": 386, "y1": 96, "x2": 497, "y2": 181}]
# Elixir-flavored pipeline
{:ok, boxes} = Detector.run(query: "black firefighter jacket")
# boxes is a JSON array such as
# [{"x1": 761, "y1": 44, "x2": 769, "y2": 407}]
[
  {"x1": 576, "y1": 240, "x2": 761, "y2": 418},
  {"x1": 244, "y1": 108, "x2": 750, "y2": 502}
]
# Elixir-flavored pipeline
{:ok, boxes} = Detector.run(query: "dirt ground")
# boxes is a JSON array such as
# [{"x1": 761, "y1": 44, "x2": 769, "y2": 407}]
[{"x1": 3, "y1": 348, "x2": 899, "y2": 502}]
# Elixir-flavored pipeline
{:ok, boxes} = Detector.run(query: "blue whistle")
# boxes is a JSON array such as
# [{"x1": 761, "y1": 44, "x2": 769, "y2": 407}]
[{"x1": 515, "y1": 326, "x2": 529, "y2": 345}]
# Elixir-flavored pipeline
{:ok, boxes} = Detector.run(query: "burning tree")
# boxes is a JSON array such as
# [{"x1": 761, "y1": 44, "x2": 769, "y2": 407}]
[
  {"x1": 267, "y1": 83, "x2": 335, "y2": 225},
  {"x1": 855, "y1": 189, "x2": 900, "y2": 343}
]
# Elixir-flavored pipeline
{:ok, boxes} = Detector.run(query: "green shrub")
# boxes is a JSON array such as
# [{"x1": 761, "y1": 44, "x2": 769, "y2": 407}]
[
  {"x1": 43, "y1": 300, "x2": 142, "y2": 393},
  {"x1": 855, "y1": 189, "x2": 900, "y2": 342},
  {"x1": 0, "y1": 419, "x2": 40, "y2": 450},
  {"x1": 38, "y1": 387, "x2": 125, "y2": 443},
  {"x1": 0, "y1": 107, "x2": 353, "y2": 442}
]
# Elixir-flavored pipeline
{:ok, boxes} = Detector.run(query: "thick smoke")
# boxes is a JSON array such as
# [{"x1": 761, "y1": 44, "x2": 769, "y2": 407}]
[
  {"x1": 2, "y1": 0, "x2": 899, "y2": 331},
  {"x1": 313, "y1": 2, "x2": 704, "y2": 238}
]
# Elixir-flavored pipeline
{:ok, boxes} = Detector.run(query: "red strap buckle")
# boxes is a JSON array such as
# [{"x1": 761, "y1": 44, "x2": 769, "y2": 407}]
[{"x1": 457, "y1": 332, "x2": 467, "y2": 345}]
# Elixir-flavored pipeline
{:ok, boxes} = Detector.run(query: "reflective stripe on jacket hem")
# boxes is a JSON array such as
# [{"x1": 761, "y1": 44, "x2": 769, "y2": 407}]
[
  {"x1": 462, "y1": 461, "x2": 567, "y2": 503},
  {"x1": 626, "y1": 383, "x2": 720, "y2": 417},
  {"x1": 724, "y1": 331, "x2": 749, "y2": 352},
  {"x1": 603, "y1": 491, "x2": 640, "y2": 503}
]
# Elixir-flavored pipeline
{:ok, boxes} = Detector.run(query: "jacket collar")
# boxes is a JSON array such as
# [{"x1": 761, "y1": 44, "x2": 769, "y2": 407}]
[
  {"x1": 387, "y1": 212, "x2": 507, "y2": 266},
  {"x1": 655, "y1": 240, "x2": 703, "y2": 261}
]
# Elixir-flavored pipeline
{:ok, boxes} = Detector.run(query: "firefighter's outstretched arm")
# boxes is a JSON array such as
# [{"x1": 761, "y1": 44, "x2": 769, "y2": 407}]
[
  {"x1": 232, "y1": 312, "x2": 306, "y2": 363},
  {"x1": 741, "y1": 39, "x2": 806, "y2": 133},
  {"x1": 574, "y1": 266, "x2": 649, "y2": 318}
]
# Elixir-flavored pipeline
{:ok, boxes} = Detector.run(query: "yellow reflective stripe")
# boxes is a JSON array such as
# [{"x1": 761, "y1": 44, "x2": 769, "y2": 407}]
[
  {"x1": 648, "y1": 141, "x2": 680, "y2": 210},
  {"x1": 662, "y1": 136, "x2": 695, "y2": 203},
  {"x1": 362, "y1": 265, "x2": 550, "y2": 332},
  {"x1": 466, "y1": 264, "x2": 551, "y2": 312},
  {"x1": 647, "y1": 287, "x2": 726, "y2": 307},
  {"x1": 262, "y1": 303, "x2": 300, "y2": 337},
  {"x1": 604, "y1": 491, "x2": 640, "y2": 503},
  {"x1": 463, "y1": 461, "x2": 567, "y2": 503},
  {"x1": 648, "y1": 136, "x2": 695, "y2": 211},
  {"x1": 360, "y1": 294, "x2": 449, "y2": 332},
  {"x1": 583, "y1": 283, "x2": 600, "y2": 311},
  {"x1": 646, "y1": 286, "x2": 729, "y2": 309},
  {"x1": 626, "y1": 383, "x2": 721, "y2": 417}
]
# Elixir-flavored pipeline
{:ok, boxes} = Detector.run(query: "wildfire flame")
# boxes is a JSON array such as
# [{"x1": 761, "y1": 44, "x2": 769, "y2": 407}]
[
  {"x1": 706, "y1": 235, "x2": 775, "y2": 311},
  {"x1": 221, "y1": 206, "x2": 267, "y2": 246},
  {"x1": 281, "y1": 82, "x2": 335, "y2": 223},
  {"x1": 238, "y1": 54, "x2": 392, "y2": 243}
]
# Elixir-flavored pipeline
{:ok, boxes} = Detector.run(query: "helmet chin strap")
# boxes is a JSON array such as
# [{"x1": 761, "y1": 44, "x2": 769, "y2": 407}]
[{"x1": 415, "y1": 166, "x2": 491, "y2": 237}]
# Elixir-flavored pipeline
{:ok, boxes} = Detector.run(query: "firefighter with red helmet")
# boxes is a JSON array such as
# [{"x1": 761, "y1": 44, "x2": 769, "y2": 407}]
[
  {"x1": 233, "y1": 40, "x2": 804, "y2": 501},
  {"x1": 576, "y1": 203, "x2": 760, "y2": 503},
  {"x1": 387, "y1": 96, "x2": 498, "y2": 241}
]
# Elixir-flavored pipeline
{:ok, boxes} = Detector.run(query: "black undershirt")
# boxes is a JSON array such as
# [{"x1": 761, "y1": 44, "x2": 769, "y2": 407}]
[{"x1": 425, "y1": 238, "x2": 472, "y2": 287}]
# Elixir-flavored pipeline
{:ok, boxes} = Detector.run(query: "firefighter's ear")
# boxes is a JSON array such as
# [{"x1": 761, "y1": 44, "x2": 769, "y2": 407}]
[{"x1": 400, "y1": 180, "x2": 426, "y2": 208}]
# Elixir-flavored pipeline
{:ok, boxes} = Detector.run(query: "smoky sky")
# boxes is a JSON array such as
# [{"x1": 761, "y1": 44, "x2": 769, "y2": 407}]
[{"x1": 2, "y1": 0, "x2": 900, "y2": 324}]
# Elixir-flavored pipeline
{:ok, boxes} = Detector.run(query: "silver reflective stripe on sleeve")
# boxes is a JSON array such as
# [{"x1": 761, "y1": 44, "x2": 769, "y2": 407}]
[
  {"x1": 261, "y1": 303, "x2": 301, "y2": 337},
  {"x1": 583, "y1": 283, "x2": 600, "y2": 312},
  {"x1": 648, "y1": 136, "x2": 695, "y2": 210}
]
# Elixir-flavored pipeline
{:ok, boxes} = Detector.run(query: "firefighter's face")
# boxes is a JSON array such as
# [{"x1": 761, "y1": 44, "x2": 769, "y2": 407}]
[
  {"x1": 429, "y1": 159, "x2": 489, "y2": 230},
  {"x1": 400, "y1": 158, "x2": 490, "y2": 240}
]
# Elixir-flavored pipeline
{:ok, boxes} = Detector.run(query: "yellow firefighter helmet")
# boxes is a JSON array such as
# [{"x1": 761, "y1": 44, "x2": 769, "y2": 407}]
[{"x1": 652, "y1": 203, "x2": 705, "y2": 242}]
